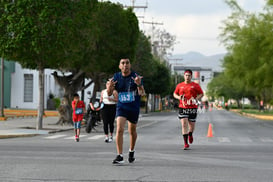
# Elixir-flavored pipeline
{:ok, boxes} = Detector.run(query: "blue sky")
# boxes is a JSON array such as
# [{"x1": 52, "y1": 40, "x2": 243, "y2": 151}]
[{"x1": 107, "y1": 0, "x2": 266, "y2": 56}]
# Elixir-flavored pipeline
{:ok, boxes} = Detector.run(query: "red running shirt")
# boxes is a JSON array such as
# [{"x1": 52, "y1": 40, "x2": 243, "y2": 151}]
[
  {"x1": 174, "y1": 82, "x2": 203, "y2": 109},
  {"x1": 72, "y1": 100, "x2": 85, "y2": 122}
]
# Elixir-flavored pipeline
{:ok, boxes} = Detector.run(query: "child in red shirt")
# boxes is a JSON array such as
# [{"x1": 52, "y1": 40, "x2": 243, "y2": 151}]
[{"x1": 72, "y1": 93, "x2": 86, "y2": 142}]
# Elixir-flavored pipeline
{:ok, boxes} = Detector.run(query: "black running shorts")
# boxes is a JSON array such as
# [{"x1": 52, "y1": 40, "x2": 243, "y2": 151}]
[
  {"x1": 116, "y1": 106, "x2": 139, "y2": 124},
  {"x1": 178, "y1": 108, "x2": 198, "y2": 122}
]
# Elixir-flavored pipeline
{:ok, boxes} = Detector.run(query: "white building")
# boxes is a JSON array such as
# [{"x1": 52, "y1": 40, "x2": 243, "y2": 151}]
[{"x1": 10, "y1": 62, "x2": 93, "y2": 109}]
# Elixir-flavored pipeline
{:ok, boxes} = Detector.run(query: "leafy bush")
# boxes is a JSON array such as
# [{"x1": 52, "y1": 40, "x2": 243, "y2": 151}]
[
  {"x1": 242, "y1": 104, "x2": 256, "y2": 109},
  {"x1": 54, "y1": 98, "x2": 61, "y2": 109},
  {"x1": 229, "y1": 105, "x2": 238, "y2": 109}
]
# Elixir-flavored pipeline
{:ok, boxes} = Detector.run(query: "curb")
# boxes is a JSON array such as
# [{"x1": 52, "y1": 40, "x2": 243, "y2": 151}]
[
  {"x1": 0, "y1": 134, "x2": 39, "y2": 139},
  {"x1": 0, "y1": 128, "x2": 74, "y2": 139},
  {"x1": 0, "y1": 117, "x2": 7, "y2": 121},
  {"x1": 230, "y1": 109, "x2": 273, "y2": 121},
  {"x1": 48, "y1": 128, "x2": 74, "y2": 134},
  {"x1": 241, "y1": 112, "x2": 273, "y2": 121}
]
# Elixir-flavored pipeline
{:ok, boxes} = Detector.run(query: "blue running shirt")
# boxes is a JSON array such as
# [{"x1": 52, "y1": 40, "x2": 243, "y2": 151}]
[{"x1": 113, "y1": 71, "x2": 142, "y2": 111}]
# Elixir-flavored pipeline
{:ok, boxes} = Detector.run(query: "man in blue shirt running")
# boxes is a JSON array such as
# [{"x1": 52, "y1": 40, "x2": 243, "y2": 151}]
[{"x1": 108, "y1": 58, "x2": 145, "y2": 164}]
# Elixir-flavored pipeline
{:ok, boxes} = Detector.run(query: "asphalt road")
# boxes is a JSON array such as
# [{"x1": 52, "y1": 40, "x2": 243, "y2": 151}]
[{"x1": 1, "y1": 109, "x2": 273, "y2": 182}]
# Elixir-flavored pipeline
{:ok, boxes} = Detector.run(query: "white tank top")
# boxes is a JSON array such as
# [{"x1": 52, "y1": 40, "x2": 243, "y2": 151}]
[{"x1": 102, "y1": 90, "x2": 116, "y2": 105}]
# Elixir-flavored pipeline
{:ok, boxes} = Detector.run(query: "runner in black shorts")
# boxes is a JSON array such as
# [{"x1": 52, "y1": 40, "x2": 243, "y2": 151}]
[
  {"x1": 178, "y1": 108, "x2": 198, "y2": 122},
  {"x1": 108, "y1": 58, "x2": 145, "y2": 164},
  {"x1": 173, "y1": 69, "x2": 203, "y2": 150}
]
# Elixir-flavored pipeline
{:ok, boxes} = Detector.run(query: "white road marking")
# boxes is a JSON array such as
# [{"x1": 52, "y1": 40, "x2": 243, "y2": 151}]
[
  {"x1": 44, "y1": 135, "x2": 273, "y2": 144},
  {"x1": 64, "y1": 135, "x2": 87, "y2": 139},
  {"x1": 260, "y1": 137, "x2": 273, "y2": 142},
  {"x1": 238, "y1": 137, "x2": 252, "y2": 143},
  {"x1": 88, "y1": 135, "x2": 105, "y2": 140},
  {"x1": 217, "y1": 137, "x2": 231, "y2": 143},
  {"x1": 44, "y1": 135, "x2": 66, "y2": 139},
  {"x1": 137, "y1": 120, "x2": 160, "y2": 129}
]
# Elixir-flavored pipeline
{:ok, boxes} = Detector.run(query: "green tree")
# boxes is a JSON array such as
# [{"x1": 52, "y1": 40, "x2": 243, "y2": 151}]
[
  {"x1": 151, "y1": 28, "x2": 176, "y2": 59},
  {"x1": 53, "y1": 1, "x2": 140, "y2": 103},
  {"x1": 51, "y1": 0, "x2": 98, "y2": 106},
  {"x1": 133, "y1": 32, "x2": 172, "y2": 96},
  {"x1": 144, "y1": 58, "x2": 171, "y2": 96},
  {"x1": 0, "y1": 0, "x2": 92, "y2": 128},
  {"x1": 207, "y1": 72, "x2": 240, "y2": 106},
  {"x1": 219, "y1": 0, "x2": 273, "y2": 106},
  {"x1": 0, "y1": 0, "x2": 140, "y2": 125},
  {"x1": 133, "y1": 31, "x2": 154, "y2": 79},
  {"x1": 85, "y1": 2, "x2": 139, "y2": 98}
]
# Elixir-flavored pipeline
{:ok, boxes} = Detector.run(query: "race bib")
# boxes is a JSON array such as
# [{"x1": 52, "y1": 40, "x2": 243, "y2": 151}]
[
  {"x1": 75, "y1": 108, "x2": 83, "y2": 115},
  {"x1": 119, "y1": 92, "x2": 135, "y2": 103}
]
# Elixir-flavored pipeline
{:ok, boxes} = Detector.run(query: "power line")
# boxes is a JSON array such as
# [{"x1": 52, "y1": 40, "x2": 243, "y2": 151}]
[
  {"x1": 123, "y1": 0, "x2": 148, "y2": 10},
  {"x1": 142, "y1": 20, "x2": 164, "y2": 41},
  {"x1": 142, "y1": 21, "x2": 163, "y2": 26}
]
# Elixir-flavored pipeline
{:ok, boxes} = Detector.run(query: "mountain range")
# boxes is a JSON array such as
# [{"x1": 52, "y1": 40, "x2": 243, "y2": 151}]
[{"x1": 169, "y1": 51, "x2": 226, "y2": 72}]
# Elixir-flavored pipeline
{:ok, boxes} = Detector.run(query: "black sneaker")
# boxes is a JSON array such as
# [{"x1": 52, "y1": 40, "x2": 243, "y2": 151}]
[
  {"x1": 128, "y1": 151, "x2": 135, "y2": 163},
  {"x1": 112, "y1": 155, "x2": 124, "y2": 164}
]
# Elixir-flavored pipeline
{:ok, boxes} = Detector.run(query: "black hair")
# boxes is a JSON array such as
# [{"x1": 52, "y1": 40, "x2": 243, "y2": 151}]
[
  {"x1": 73, "y1": 93, "x2": 79, "y2": 98},
  {"x1": 184, "y1": 69, "x2": 192, "y2": 75}
]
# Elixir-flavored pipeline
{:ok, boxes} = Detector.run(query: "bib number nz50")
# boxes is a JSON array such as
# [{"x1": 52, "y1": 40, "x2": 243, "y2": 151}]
[{"x1": 119, "y1": 92, "x2": 135, "y2": 103}]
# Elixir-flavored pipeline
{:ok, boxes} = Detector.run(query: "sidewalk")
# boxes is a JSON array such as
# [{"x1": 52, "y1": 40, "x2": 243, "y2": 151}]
[
  {"x1": 0, "y1": 112, "x2": 152, "y2": 139},
  {"x1": 0, "y1": 113, "x2": 152, "y2": 139},
  {"x1": 0, "y1": 116, "x2": 74, "y2": 139}
]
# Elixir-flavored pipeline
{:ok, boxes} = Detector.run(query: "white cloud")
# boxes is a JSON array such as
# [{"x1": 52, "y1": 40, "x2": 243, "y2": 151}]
[
  {"x1": 237, "y1": 0, "x2": 266, "y2": 11},
  {"x1": 141, "y1": 12, "x2": 228, "y2": 55},
  {"x1": 108, "y1": 0, "x2": 267, "y2": 55},
  {"x1": 172, "y1": 15, "x2": 227, "y2": 55}
]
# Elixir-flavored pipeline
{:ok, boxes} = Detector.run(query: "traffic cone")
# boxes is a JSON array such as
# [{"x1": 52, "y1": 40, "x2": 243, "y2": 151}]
[{"x1": 207, "y1": 123, "x2": 213, "y2": 137}]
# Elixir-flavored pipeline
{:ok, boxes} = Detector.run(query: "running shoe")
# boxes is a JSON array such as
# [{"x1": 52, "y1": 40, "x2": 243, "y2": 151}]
[
  {"x1": 189, "y1": 135, "x2": 193, "y2": 144},
  {"x1": 128, "y1": 151, "x2": 135, "y2": 163},
  {"x1": 112, "y1": 155, "x2": 124, "y2": 164},
  {"x1": 183, "y1": 143, "x2": 189, "y2": 150},
  {"x1": 109, "y1": 136, "x2": 113, "y2": 143},
  {"x1": 75, "y1": 135, "x2": 79, "y2": 142},
  {"x1": 104, "y1": 137, "x2": 109, "y2": 143}
]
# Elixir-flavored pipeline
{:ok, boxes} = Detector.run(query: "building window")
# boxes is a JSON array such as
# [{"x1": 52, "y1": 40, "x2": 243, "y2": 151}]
[{"x1": 24, "y1": 74, "x2": 33, "y2": 102}]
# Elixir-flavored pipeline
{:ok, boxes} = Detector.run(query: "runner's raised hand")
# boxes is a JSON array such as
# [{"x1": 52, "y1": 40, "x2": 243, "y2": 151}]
[
  {"x1": 108, "y1": 78, "x2": 117, "y2": 88},
  {"x1": 132, "y1": 73, "x2": 143, "y2": 86}
]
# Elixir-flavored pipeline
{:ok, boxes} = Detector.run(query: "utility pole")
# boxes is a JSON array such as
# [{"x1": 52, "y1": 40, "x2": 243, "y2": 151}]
[
  {"x1": 1, "y1": 58, "x2": 4, "y2": 118},
  {"x1": 142, "y1": 21, "x2": 163, "y2": 56},
  {"x1": 142, "y1": 21, "x2": 163, "y2": 34},
  {"x1": 123, "y1": 0, "x2": 148, "y2": 30},
  {"x1": 142, "y1": 21, "x2": 163, "y2": 42},
  {"x1": 142, "y1": 21, "x2": 164, "y2": 26},
  {"x1": 142, "y1": 20, "x2": 164, "y2": 112},
  {"x1": 123, "y1": 0, "x2": 148, "y2": 10}
]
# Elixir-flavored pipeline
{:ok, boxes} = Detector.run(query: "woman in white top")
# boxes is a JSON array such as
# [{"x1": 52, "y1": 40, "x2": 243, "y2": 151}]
[{"x1": 100, "y1": 81, "x2": 118, "y2": 143}]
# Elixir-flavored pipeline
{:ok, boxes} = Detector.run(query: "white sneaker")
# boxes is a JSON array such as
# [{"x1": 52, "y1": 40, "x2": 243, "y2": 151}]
[
  {"x1": 109, "y1": 136, "x2": 113, "y2": 143},
  {"x1": 104, "y1": 137, "x2": 109, "y2": 143}
]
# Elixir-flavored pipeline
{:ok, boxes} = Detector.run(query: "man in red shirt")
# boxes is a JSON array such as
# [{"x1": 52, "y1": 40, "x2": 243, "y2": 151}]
[{"x1": 173, "y1": 69, "x2": 203, "y2": 150}]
